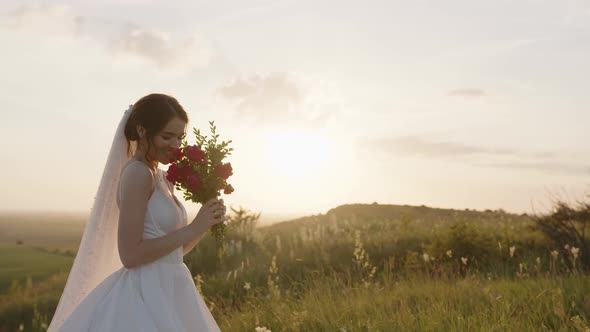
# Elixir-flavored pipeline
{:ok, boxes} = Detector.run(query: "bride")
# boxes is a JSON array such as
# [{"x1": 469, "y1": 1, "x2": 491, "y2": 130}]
[{"x1": 48, "y1": 93, "x2": 225, "y2": 331}]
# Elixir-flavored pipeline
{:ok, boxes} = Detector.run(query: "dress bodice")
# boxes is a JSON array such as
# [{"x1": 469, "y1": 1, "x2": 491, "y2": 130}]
[
  {"x1": 117, "y1": 160, "x2": 188, "y2": 264},
  {"x1": 144, "y1": 168, "x2": 187, "y2": 237}
]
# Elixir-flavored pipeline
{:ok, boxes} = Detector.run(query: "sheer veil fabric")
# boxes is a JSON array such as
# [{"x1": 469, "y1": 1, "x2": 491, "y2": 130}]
[{"x1": 48, "y1": 105, "x2": 136, "y2": 332}]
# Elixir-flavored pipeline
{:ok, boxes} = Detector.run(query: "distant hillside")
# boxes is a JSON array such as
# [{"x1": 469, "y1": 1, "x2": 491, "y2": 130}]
[
  {"x1": 0, "y1": 204, "x2": 533, "y2": 251},
  {"x1": 261, "y1": 203, "x2": 532, "y2": 234}
]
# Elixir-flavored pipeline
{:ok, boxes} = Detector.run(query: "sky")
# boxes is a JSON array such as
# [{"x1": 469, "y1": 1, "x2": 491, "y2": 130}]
[{"x1": 0, "y1": 0, "x2": 589, "y2": 221}]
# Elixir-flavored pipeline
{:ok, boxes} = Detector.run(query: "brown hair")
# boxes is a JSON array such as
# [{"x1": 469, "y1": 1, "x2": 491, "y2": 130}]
[{"x1": 124, "y1": 93, "x2": 189, "y2": 164}]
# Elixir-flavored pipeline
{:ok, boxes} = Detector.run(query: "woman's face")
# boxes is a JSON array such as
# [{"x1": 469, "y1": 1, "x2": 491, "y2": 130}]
[{"x1": 143, "y1": 116, "x2": 187, "y2": 164}]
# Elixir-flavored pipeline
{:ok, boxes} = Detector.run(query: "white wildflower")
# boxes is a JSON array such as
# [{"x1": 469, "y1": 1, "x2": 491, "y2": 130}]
[
  {"x1": 571, "y1": 247, "x2": 580, "y2": 259},
  {"x1": 509, "y1": 246, "x2": 516, "y2": 258},
  {"x1": 446, "y1": 250, "x2": 453, "y2": 258},
  {"x1": 461, "y1": 257, "x2": 468, "y2": 265}
]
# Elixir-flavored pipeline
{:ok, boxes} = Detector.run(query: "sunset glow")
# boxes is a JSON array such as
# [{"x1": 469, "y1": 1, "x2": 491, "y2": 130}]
[
  {"x1": 0, "y1": 1, "x2": 588, "y2": 217},
  {"x1": 262, "y1": 129, "x2": 336, "y2": 178}
]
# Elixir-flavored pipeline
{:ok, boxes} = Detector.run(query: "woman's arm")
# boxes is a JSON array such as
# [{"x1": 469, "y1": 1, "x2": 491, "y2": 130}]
[
  {"x1": 165, "y1": 177, "x2": 205, "y2": 256},
  {"x1": 183, "y1": 231, "x2": 206, "y2": 256},
  {"x1": 118, "y1": 162, "x2": 206, "y2": 268},
  {"x1": 127, "y1": 223, "x2": 207, "y2": 267}
]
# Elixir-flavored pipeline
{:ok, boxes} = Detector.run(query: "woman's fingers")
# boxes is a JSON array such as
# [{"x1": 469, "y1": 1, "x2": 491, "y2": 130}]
[
  {"x1": 211, "y1": 206, "x2": 226, "y2": 219},
  {"x1": 212, "y1": 203, "x2": 226, "y2": 214},
  {"x1": 205, "y1": 197, "x2": 221, "y2": 208},
  {"x1": 202, "y1": 198, "x2": 227, "y2": 225}
]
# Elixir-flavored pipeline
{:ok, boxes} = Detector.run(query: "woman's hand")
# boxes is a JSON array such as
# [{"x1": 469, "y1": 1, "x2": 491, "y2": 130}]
[{"x1": 190, "y1": 197, "x2": 226, "y2": 234}]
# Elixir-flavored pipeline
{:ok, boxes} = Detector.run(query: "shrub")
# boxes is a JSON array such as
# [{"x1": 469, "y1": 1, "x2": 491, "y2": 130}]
[{"x1": 532, "y1": 200, "x2": 590, "y2": 270}]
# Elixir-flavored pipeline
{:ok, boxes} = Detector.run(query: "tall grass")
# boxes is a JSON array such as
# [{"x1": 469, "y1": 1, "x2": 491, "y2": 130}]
[{"x1": 1, "y1": 203, "x2": 589, "y2": 331}]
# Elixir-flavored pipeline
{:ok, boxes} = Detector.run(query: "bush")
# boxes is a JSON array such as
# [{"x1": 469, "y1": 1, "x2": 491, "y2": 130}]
[{"x1": 532, "y1": 200, "x2": 590, "y2": 270}]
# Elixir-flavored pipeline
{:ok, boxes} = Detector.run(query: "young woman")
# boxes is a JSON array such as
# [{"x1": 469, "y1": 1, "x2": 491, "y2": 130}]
[{"x1": 49, "y1": 93, "x2": 224, "y2": 331}]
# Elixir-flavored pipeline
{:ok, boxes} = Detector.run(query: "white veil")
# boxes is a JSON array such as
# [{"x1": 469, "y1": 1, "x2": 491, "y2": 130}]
[{"x1": 48, "y1": 105, "x2": 136, "y2": 331}]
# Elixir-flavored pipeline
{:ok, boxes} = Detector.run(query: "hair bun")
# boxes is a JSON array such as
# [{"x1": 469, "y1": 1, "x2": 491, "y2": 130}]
[{"x1": 124, "y1": 114, "x2": 139, "y2": 141}]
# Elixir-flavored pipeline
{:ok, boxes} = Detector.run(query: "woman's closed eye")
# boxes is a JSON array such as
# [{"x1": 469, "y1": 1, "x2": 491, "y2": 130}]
[{"x1": 164, "y1": 135, "x2": 185, "y2": 140}]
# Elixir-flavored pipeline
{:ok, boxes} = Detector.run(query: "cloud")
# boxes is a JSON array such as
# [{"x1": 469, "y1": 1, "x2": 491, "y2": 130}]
[
  {"x1": 359, "y1": 135, "x2": 588, "y2": 176},
  {"x1": 106, "y1": 25, "x2": 213, "y2": 70},
  {"x1": 560, "y1": 1, "x2": 590, "y2": 25},
  {"x1": 448, "y1": 89, "x2": 486, "y2": 98},
  {"x1": 365, "y1": 136, "x2": 515, "y2": 158},
  {"x1": 476, "y1": 160, "x2": 590, "y2": 176},
  {"x1": 218, "y1": 72, "x2": 302, "y2": 104},
  {"x1": 216, "y1": 72, "x2": 339, "y2": 127},
  {"x1": 0, "y1": 3, "x2": 213, "y2": 72},
  {"x1": 1, "y1": 3, "x2": 73, "y2": 31}
]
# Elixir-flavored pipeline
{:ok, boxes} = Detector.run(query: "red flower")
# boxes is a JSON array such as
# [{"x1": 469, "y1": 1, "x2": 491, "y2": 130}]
[
  {"x1": 166, "y1": 163, "x2": 179, "y2": 184},
  {"x1": 223, "y1": 184, "x2": 234, "y2": 194},
  {"x1": 214, "y1": 162, "x2": 233, "y2": 180},
  {"x1": 178, "y1": 165, "x2": 193, "y2": 180},
  {"x1": 187, "y1": 174, "x2": 202, "y2": 190},
  {"x1": 170, "y1": 147, "x2": 184, "y2": 161},
  {"x1": 184, "y1": 145, "x2": 205, "y2": 161}
]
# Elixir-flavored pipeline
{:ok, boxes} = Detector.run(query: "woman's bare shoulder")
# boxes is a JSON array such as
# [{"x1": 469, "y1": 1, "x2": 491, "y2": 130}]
[{"x1": 120, "y1": 160, "x2": 155, "y2": 193}]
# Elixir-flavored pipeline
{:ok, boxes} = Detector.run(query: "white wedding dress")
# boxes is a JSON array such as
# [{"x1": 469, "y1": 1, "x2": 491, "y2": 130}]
[{"x1": 58, "y1": 160, "x2": 220, "y2": 331}]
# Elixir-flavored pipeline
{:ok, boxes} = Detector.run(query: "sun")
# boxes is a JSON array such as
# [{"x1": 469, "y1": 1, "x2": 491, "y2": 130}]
[{"x1": 262, "y1": 128, "x2": 335, "y2": 178}]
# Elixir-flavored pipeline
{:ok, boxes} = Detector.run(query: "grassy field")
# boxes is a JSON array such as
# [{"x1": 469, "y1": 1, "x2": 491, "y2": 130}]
[
  {"x1": 0, "y1": 204, "x2": 588, "y2": 331},
  {"x1": 0, "y1": 243, "x2": 73, "y2": 293},
  {"x1": 215, "y1": 274, "x2": 590, "y2": 331},
  {"x1": 0, "y1": 213, "x2": 80, "y2": 294},
  {"x1": 0, "y1": 212, "x2": 85, "y2": 252}
]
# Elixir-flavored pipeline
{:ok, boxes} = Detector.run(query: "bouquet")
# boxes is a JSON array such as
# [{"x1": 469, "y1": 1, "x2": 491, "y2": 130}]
[{"x1": 163, "y1": 121, "x2": 234, "y2": 244}]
